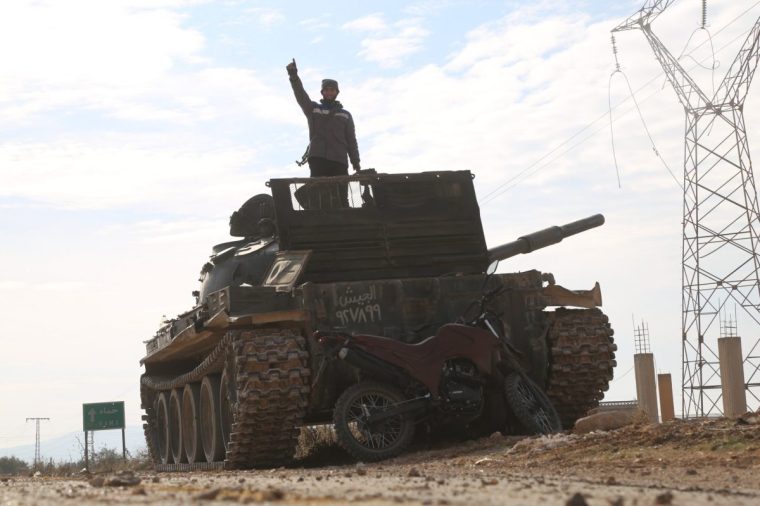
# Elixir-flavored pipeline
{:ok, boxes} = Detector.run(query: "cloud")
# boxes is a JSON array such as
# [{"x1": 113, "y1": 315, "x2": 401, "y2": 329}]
[
  {"x1": 0, "y1": 1, "x2": 297, "y2": 126},
  {"x1": 347, "y1": 1, "x2": 747, "y2": 197},
  {"x1": 298, "y1": 16, "x2": 330, "y2": 31},
  {"x1": 102, "y1": 218, "x2": 223, "y2": 245},
  {"x1": 245, "y1": 7, "x2": 284, "y2": 26},
  {"x1": 360, "y1": 25, "x2": 429, "y2": 67},
  {"x1": 0, "y1": 281, "x2": 25, "y2": 290},
  {"x1": 0, "y1": 1, "x2": 200, "y2": 121},
  {"x1": 342, "y1": 16, "x2": 429, "y2": 68},
  {"x1": 342, "y1": 13, "x2": 387, "y2": 32},
  {"x1": 0, "y1": 139, "x2": 258, "y2": 211},
  {"x1": 401, "y1": 0, "x2": 454, "y2": 17},
  {"x1": 445, "y1": 11, "x2": 589, "y2": 72},
  {"x1": 0, "y1": 2, "x2": 203, "y2": 84}
]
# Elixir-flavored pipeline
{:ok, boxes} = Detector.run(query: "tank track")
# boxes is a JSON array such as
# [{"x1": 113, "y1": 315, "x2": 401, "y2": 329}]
[
  {"x1": 140, "y1": 328, "x2": 310, "y2": 469},
  {"x1": 139, "y1": 388, "x2": 158, "y2": 464},
  {"x1": 224, "y1": 328, "x2": 310, "y2": 467},
  {"x1": 545, "y1": 308, "x2": 616, "y2": 429}
]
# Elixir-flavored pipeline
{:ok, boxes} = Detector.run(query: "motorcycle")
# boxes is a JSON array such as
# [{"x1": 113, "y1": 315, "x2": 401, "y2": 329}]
[{"x1": 315, "y1": 262, "x2": 562, "y2": 462}]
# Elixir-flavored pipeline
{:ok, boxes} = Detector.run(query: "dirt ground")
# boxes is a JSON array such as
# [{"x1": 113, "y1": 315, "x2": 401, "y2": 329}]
[{"x1": 2, "y1": 417, "x2": 759, "y2": 505}]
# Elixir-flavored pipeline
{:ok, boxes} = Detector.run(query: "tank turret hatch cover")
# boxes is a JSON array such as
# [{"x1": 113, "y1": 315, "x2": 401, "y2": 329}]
[{"x1": 229, "y1": 194, "x2": 275, "y2": 238}]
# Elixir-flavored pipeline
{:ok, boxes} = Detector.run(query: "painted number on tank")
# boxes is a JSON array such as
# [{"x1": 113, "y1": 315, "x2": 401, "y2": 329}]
[{"x1": 335, "y1": 285, "x2": 382, "y2": 326}]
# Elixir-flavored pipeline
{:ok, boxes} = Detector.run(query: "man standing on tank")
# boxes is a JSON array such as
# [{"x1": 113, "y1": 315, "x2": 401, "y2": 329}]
[{"x1": 286, "y1": 59, "x2": 361, "y2": 177}]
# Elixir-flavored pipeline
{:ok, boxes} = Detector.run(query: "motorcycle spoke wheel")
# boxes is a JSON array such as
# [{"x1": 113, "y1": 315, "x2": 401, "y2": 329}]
[
  {"x1": 334, "y1": 381, "x2": 414, "y2": 462},
  {"x1": 504, "y1": 373, "x2": 562, "y2": 435},
  {"x1": 514, "y1": 381, "x2": 554, "y2": 433}
]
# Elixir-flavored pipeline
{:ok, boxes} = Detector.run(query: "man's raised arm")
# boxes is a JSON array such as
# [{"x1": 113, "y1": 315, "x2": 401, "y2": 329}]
[{"x1": 286, "y1": 59, "x2": 313, "y2": 116}]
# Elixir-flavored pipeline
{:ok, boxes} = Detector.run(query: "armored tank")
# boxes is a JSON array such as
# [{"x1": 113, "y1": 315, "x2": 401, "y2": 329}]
[{"x1": 140, "y1": 170, "x2": 615, "y2": 469}]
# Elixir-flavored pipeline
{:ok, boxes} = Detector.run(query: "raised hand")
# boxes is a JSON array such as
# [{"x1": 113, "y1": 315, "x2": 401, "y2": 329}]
[{"x1": 286, "y1": 58, "x2": 297, "y2": 75}]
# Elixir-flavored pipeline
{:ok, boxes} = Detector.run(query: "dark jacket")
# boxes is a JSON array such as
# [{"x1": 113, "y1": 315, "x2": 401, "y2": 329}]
[{"x1": 289, "y1": 74, "x2": 360, "y2": 169}]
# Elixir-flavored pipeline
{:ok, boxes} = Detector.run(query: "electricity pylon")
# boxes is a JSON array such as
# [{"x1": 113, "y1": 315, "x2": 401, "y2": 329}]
[
  {"x1": 613, "y1": 1, "x2": 760, "y2": 417},
  {"x1": 25, "y1": 417, "x2": 50, "y2": 469}
]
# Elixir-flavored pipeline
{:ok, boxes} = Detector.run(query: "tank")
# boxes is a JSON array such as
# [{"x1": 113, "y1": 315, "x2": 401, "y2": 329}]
[{"x1": 139, "y1": 170, "x2": 615, "y2": 469}]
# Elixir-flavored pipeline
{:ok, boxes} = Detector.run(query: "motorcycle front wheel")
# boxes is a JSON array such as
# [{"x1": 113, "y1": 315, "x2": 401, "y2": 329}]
[
  {"x1": 504, "y1": 372, "x2": 562, "y2": 435},
  {"x1": 333, "y1": 381, "x2": 415, "y2": 462}
]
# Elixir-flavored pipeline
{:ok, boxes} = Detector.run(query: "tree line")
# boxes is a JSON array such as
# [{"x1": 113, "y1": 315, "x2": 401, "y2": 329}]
[{"x1": 0, "y1": 447, "x2": 151, "y2": 476}]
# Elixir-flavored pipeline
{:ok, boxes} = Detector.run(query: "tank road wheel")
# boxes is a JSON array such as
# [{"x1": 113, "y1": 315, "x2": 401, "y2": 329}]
[
  {"x1": 168, "y1": 389, "x2": 186, "y2": 463},
  {"x1": 154, "y1": 392, "x2": 171, "y2": 465},
  {"x1": 200, "y1": 375, "x2": 225, "y2": 463},
  {"x1": 181, "y1": 383, "x2": 204, "y2": 464},
  {"x1": 333, "y1": 381, "x2": 415, "y2": 462},
  {"x1": 545, "y1": 308, "x2": 616, "y2": 428},
  {"x1": 140, "y1": 328, "x2": 310, "y2": 468},
  {"x1": 504, "y1": 372, "x2": 562, "y2": 435}
]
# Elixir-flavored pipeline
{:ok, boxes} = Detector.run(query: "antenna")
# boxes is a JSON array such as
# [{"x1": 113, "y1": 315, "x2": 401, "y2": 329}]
[
  {"x1": 25, "y1": 417, "x2": 50, "y2": 469},
  {"x1": 614, "y1": 1, "x2": 760, "y2": 417}
]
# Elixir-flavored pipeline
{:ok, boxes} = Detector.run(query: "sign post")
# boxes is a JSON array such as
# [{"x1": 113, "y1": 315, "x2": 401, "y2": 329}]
[{"x1": 82, "y1": 401, "x2": 126, "y2": 471}]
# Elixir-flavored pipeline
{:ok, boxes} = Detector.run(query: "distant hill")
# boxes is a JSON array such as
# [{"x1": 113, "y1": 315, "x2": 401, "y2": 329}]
[{"x1": 0, "y1": 426, "x2": 146, "y2": 464}]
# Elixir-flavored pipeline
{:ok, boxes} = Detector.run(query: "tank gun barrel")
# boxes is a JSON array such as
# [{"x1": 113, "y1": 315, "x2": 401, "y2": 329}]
[{"x1": 487, "y1": 214, "x2": 605, "y2": 263}]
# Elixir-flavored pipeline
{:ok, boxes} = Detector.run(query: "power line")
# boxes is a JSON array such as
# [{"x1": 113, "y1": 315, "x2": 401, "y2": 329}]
[
  {"x1": 484, "y1": 6, "x2": 758, "y2": 202},
  {"x1": 481, "y1": 84, "x2": 665, "y2": 204},
  {"x1": 611, "y1": 364, "x2": 635, "y2": 383},
  {"x1": 483, "y1": 21, "x2": 754, "y2": 202},
  {"x1": 480, "y1": 0, "x2": 760, "y2": 205},
  {"x1": 609, "y1": 61, "x2": 683, "y2": 191}
]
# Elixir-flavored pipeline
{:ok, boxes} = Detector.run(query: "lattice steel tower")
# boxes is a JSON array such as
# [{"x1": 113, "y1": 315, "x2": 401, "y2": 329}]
[
  {"x1": 613, "y1": 0, "x2": 760, "y2": 417},
  {"x1": 26, "y1": 417, "x2": 49, "y2": 469}
]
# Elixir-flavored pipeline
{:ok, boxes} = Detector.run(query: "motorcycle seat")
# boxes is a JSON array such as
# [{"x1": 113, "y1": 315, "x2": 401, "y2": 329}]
[{"x1": 350, "y1": 323, "x2": 496, "y2": 368}]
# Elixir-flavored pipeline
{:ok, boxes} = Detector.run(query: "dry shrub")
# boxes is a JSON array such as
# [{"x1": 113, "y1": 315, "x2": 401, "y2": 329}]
[{"x1": 295, "y1": 424, "x2": 337, "y2": 460}]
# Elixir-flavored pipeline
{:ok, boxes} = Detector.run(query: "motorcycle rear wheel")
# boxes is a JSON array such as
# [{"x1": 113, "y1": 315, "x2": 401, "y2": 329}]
[
  {"x1": 333, "y1": 381, "x2": 415, "y2": 462},
  {"x1": 504, "y1": 372, "x2": 562, "y2": 435}
]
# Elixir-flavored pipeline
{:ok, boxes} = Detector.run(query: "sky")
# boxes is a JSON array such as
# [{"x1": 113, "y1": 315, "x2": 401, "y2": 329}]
[{"x1": 2, "y1": 0, "x2": 760, "y2": 457}]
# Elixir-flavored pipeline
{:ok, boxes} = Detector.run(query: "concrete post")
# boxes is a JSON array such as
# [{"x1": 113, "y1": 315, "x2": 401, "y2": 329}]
[
  {"x1": 634, "y1": 353, "x2": 659, "y2": 423},
  {"x1": 718, "y1": 336, "x2": 747, "y2": 418},
  {"x1": 657, "y1": 373, "x2": 675, "y2": 421}
]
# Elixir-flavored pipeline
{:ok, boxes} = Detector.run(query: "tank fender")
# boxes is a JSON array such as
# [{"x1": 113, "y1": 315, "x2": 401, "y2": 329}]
[{"x1": 542, "y1": 282, "x2": 602, "y2": 308}]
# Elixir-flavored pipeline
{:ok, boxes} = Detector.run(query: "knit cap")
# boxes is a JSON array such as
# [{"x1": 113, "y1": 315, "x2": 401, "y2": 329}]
[{"x1": 321, "y1": 79, "x2": 339, "y2": 92}]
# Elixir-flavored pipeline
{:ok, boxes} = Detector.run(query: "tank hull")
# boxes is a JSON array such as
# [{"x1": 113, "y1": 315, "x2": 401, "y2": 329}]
[
  {"x1": 139, "y1": 170, "x2": 615, "y2": 469},
  {"x1": 141, "y1": 271, "x2": 614, "y2": 468}
]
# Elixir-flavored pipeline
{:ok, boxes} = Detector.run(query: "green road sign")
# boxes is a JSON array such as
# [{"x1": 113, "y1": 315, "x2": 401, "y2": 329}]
[{"x1": 82, "y1": 401, "x2": 125, "y2": 431}]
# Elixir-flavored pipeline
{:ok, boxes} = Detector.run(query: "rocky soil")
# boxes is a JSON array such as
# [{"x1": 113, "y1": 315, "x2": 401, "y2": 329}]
[{"x1": 2, "y1": 417, "x2": 759, "y2": 505}]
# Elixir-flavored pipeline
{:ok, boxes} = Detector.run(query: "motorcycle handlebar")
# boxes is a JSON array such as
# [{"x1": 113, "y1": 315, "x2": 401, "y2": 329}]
[{"x1": 456, "y1": 276, "x2": 505, "y2": 324}]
